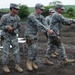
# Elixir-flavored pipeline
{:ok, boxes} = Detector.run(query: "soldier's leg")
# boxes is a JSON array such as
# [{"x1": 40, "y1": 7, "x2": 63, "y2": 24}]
[
  {"x1": 26, "y1": 36, "x2": 38, "y2": 71},
  {"x1": 57, "y1": 43, "x2": 67, "y2": 59},
  {"x1": 2, "y1": 38, "x2": 10, "y2": 73},
  {"x1": 11, "y1": 36, "x2": 20, "y2": 63},
  {"x1": 44, "y1": 37, "x2": 55, "y2": 65},
  {"x1": 47, "y1": 38, "x2": 58, "y2": 58},
  {"x1": 11, "y1": 36, "x2": 23, "y2": 72},
  {"x1": 26, "y1": 36, "x2": 38, "y2": 61},
  {"x1": 57, "y1": 42, "x2": 74, "y2": 63},
  {"x1": 45, "y1": 37, "x2": 55, "y2": 58},
  {"x1": 2, "y1": 38, "x2": 10, "y2": 64}
]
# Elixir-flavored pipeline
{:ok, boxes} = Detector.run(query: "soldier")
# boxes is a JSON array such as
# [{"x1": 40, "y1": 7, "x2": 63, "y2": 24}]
[
  {"x1": 25, "y1": 3, "x2": 54, "y2": 71},
  {"x1": 0, "y1": 3, "x2": 23, "y2": 73},
  {"x1": 45, "y1": 8, "x2": 55, "y2": 27},
  {"x1": 44, "y1": 4, "x2": 75, "y2": 65},
  {"x1": 45, "y1": 8, "x2": 59, "y2": 58}
]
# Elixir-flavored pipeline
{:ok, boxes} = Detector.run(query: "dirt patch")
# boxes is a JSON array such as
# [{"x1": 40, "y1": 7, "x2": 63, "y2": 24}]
[{"x1": 0, "y1": 22, "x2": 75, "y2": 75}]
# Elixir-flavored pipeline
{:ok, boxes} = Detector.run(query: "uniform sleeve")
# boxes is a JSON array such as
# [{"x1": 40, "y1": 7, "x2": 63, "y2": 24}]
[
  {"x1": 16, "y1": 16, "x2": 21, "y2": 29},
  {"x1": 28, "y1": 15, "x2": 50, "y2": 31},
  {"x1": 41, "y1": 16, "x2": 50, "y2": 28},
  {"x1": 13, "y1": 16, "x2": 21, "y2": 34},
  {"x1": 45, "y1": 16, "x2": 50, "y2": 26},
  {"x1": 0, "y1": 15, "x2": 8, "y2": 30},
  {"x1": 56, "y1": 14, "x2": 73, "y2": 25}
]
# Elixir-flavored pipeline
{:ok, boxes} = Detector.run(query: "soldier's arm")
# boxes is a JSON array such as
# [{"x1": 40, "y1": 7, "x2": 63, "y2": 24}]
[
  {"x1": 57, "y1": 14, "x2": 73, "y2": 25},
  {"x1": 45, "y1": 16, "x2": 50, "y2": 26},
  {"x1": 0, "y1": 16, "x2": 9, "y2": 31},
  {"x1": 28, "y1": 15, "x2": 50, "y2": 31},
  {"x1": 28, "y1": 15, "x2": 54, "y2": 34},
  {"x1": 0, "y1": 15, "x2": 13, "y2": 32},
  {"x1": 0, "y1": 16, "x2": 12, "y2": 31}
]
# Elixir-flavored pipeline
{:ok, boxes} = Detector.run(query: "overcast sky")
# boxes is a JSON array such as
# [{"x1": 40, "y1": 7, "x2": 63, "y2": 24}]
[{"x1": 0, "y1": 0, "x2": 75, "y2": 8}]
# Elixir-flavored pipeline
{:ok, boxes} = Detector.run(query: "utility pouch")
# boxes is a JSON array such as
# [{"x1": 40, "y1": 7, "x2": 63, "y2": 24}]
[{"x1": 53, "y1": 36, "x2": 61, "y2": 45}]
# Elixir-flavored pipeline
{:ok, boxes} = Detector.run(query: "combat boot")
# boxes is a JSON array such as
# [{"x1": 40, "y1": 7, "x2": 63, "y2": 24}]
[
  {"x1": 26, "y1": 60, "x2": 33, "y2": 71},
  {"x1": 54, "y1": 52, "x2": 59, "y2": 56},
  {"x1": 43, "y1": 58, "x2": 54, "y2": 65},
  {"x1": 32, "y1": 62, "x2": 38, "y2": 69},
  {"x1": 63, "y1": 58, "x2": 75, "y2": 64},
  {"x1": 15, "y1": 64, "x2": 23, "y2": 72},
  {"x1": 3, "y1": 65, "x2": 10, "y2": 73},
  {"x1": 51, "y1": 53, "x2": 58, "y2": 58}
]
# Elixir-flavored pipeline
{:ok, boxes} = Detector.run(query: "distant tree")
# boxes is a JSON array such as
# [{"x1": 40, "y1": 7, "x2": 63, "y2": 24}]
[
  {"x1": 66, "y1": 7, "x2": 75, "y2": 17},
  {"x1": 18, "y1": 5, "x2": 30, "y2": 19},
  {"x1": 49, "y1": 1, "x2": 62, "y2": 6},
  {"x1": 0, "y1": 8, "x2": 9, "y2": 12}
]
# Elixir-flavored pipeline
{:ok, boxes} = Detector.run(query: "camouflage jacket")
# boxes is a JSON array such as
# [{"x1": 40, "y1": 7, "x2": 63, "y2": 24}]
[
  {"x1": 50, "y1": 11, "x2": 73, "y2": 36},
  {"x1": 25, "y1": 12, "x2": 49, "y2": 38},
  {"x1": 45, "y1": 15, "x2": 52, "y2": 26},
  {"x1": 0, "y1": 13, "x2": 20, "y2": 37}
]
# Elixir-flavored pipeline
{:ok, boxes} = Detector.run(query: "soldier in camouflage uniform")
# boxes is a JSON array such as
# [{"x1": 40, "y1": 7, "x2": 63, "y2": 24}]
[
  {"x1": 44, "y1": 4, "x2": 75, "y2": 65},
  {"x1": 0, "y1": 3, "x2": 23, "y2": 73},
  {"x1": 45, "y1": 8, "x2": 59, "y2": 58},
  {"x1": 45, "y1": 8, "x2": 55, "y2": 27},
  {"x1": 25, "y1": 3, "x2": 54, "y2": 71}
]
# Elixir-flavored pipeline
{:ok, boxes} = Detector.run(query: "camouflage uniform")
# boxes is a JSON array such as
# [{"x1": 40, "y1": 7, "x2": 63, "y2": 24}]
[
  {"x1": 25, "y1": 6, "x2": 49, "y2": 61},
  {"x1": 45, "y1": 9, "x2": 55, "y2": 27},
  {"x1": 25, "y1": 12, "x2": 49, "y2": 61},
  {"x1": 45, "y1": 9, "x2": 57, "y2": 56},
  {"x1": 0, "y1": 13, "x2": 21, "y2": 65},
  {"x1": 45, "y1": 5, "x2": 74, "y2": 60}
]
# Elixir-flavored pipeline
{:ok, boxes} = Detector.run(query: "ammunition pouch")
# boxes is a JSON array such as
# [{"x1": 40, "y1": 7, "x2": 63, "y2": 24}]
[
  {"x1": 53, "y1": 36, "x2": 61, "y2": 45},
  {"x1": 26, "y1": 36, "x2": 36, "y2": 46}
]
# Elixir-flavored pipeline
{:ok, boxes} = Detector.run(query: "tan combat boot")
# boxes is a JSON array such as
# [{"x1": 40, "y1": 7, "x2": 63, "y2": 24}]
[
  {"x1": 3, "y1": 65, "x2": 10, "y2": 73},
  {"x1": 15, "y1": 64, "x2": 23, "y2": 72},
  {"x1": 54, "y1": 52, "x2": 59, "y2": 56},
  {"x1": 63, "y1": 58, "x2": 75, "y2": 64},
  {"x1": 26, "y1": 60, "x2": 33, "y2": 71},
  {"x1": 43, "y1": 58, "x2": 54, "y2": 65},
  {"x1": 51, "y1": 53, "x2": 58, "y2": 58},
  {"x1": 32, "y1": 62, "x2": 38, "y2": 70}
]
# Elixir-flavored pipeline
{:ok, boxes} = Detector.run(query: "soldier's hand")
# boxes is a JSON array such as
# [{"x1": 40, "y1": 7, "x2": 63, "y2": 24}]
[
  {"x1": 8, "y1": 26, "x2": 13, "y2": 32},
  {"x1": 47, "y1": 29, "x2": 55, "y2": 34}
]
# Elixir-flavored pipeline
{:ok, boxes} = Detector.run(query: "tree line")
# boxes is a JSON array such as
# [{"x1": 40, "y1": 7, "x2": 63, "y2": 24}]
[{"x1": 0, "y1": 4, "x2": 75, "y2": 20}]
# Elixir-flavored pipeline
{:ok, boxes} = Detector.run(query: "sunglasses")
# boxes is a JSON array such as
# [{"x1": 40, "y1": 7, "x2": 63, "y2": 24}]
[{"x1": 40, "y1": 9, "x2": 44, "y2": 11}]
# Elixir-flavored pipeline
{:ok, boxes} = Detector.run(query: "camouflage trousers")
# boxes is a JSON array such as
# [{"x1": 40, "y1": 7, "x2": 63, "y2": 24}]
[
  {"x1": 45, "y1": 36, "x2": 67, "y2": 60},
  {"x1": 26, "y1": 36, "x2": 38, "y2": 61},
  {"x1": 2, "y1": 35, "x2": 21, "y2": 64}
]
